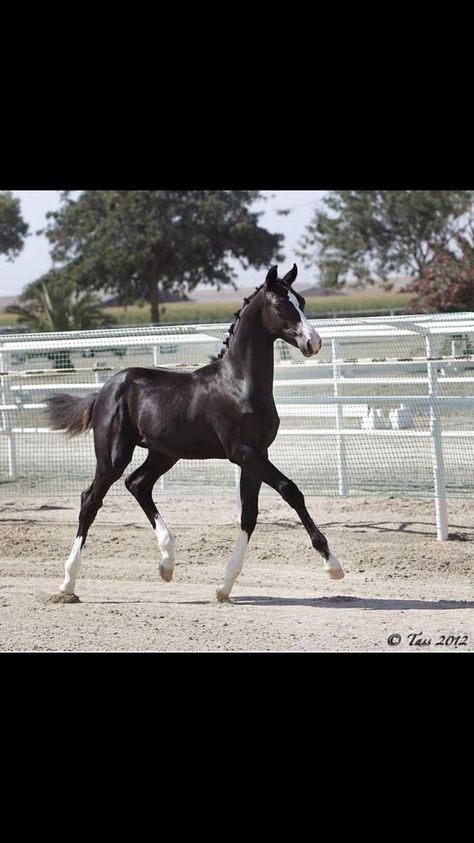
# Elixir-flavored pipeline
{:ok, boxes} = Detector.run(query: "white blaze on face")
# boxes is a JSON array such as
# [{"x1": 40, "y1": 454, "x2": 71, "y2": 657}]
[{"x1": 287, "y1": 290, "x2": 321, "y2": 355}]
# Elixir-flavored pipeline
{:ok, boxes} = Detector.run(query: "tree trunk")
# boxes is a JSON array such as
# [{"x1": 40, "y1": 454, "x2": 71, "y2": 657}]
[{"x1": 150, "y1": 280, "x2": 160, "y2": 324}]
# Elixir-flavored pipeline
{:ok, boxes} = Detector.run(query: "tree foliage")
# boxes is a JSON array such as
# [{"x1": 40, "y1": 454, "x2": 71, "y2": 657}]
[
  {"x1": 42, "y1": 191, "x2": 284, "y2": 322},
  {"x1": 298, "y1": 191, "x2": 474, "y2": 289},
  {"x1": 403, "y1": 234, "x2": 474, "y2": 313},
  {"x1": 0, "y1": 191, "x2": 29, "y2": 260},
  {"x1": 6, "y1": 270, "x2": 116, "y2": 332}
]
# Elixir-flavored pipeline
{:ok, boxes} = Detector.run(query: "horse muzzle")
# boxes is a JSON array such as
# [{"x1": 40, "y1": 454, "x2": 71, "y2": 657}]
[{"x1": 299, "y1": 333, "x2": 322, "y2": 357}]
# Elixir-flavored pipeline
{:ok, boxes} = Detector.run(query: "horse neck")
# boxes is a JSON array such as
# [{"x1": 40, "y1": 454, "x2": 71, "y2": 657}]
[{"x1": 222, "y1": 291, "x2": 274, "y2": 394}]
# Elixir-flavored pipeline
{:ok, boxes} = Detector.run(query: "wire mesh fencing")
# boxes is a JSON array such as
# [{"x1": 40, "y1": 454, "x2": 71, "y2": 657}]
[{"x1": 1, "y1": 314, "x2": 473, "y2": 536}]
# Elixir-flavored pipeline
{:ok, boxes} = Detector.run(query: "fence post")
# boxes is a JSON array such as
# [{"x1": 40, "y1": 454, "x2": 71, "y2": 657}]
[
  {"x1": 426, "y1": 335, "x2": 448, "y2": 540},
  {"x1": 331, "y1": 338, "x2": 348, "y2": 495},
  {"x1": 0, "y1": 350, "x2": 17, "y2": 480}
]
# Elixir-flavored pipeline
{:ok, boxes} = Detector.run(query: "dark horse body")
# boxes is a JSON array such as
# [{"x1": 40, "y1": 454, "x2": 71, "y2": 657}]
[{"x1": 46, "y1": 265, "x2": 344, "y2": 601}]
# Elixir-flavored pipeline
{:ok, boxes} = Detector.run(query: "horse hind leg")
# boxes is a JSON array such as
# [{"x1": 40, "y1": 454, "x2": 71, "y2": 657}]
[
  {"x1": 125, "y1": 451, "x2": 178, "y2": 582},
  {"x1": 57, "y1": 434, "x2": 135, "y2": 601}
]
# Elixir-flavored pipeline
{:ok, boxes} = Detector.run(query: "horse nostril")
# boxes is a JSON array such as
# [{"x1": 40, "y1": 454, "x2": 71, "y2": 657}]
[{"x1": 306, "y1": 337, "x2": 322, "y2": 354}]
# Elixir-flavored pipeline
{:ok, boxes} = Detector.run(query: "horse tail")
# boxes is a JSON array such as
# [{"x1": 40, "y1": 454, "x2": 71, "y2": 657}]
[{"x1": 45, "y1": 393, "x2": 98, "y2": 437}]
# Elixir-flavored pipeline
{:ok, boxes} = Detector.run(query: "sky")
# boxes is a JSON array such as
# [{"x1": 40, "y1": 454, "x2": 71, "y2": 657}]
[{"x1": 0, "y1": 190, "x2": 328, "y2": 297}]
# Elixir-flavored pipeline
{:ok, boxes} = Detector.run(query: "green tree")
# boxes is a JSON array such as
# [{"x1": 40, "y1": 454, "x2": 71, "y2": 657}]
[
  {"x1": 0, "y1": 191, "x2": 29, "y2": 259},
  {"x1": 298, "y1": 191, "x2": 474, "y2": 289},
  {"x1": 42, "y1": 191, "x2": 284, "y2": 323}
]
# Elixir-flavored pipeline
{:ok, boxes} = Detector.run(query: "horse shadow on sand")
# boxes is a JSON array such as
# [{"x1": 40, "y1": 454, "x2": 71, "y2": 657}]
[{"x1": 227, "y1": 595, "x2": 474, "y2": 610}]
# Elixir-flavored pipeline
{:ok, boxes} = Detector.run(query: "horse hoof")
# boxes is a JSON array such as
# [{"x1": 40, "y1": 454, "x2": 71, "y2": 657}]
[
  {"x1": 47, "y1": 592, "x2": 81, "y2": 604},
  {"x1": 160, "y1": 565, "x2": 173, "y2": 583},
  {"x1": 326, "y1": 567, "x2": 345, "y2": 580},
  {"x1": 216, "y1": 588, "x2": 230, "y2": 603}
]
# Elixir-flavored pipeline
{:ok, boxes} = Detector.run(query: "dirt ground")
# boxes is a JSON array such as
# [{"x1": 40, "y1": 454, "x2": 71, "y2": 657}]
[{"x1": 0, "y1": 492, "x2": 473, "y2": 652}]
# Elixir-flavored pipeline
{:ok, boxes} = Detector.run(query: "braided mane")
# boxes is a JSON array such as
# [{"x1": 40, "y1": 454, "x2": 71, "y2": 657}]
[{"x1": 212, "y1": 284, "x2": 264, "y2": 360}]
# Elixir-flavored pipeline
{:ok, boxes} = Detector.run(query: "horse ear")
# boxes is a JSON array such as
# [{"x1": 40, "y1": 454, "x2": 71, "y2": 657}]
[
  {"x1": 282, "y1": 264, "x2": 298, "y2": 287},
  {"x1": 265, "y1": 266, "x2": 279, "y2": 287}
]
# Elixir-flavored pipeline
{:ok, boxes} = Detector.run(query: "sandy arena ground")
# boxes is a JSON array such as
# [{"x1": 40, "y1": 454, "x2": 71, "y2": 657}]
[{"x1": 0, "y1": 493, "x2": 473, "y2": 652}]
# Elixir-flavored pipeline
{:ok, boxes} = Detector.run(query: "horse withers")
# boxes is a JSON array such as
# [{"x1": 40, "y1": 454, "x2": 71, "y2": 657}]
[{"x1": 46, "y1": 264, "x2": 345, "y2": 602}]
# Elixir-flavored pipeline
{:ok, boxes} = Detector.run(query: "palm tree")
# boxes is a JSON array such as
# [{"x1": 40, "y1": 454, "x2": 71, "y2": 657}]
[
  {"x1": 6, "y1": 272, "x2": 116, "y2": 368},
  {"x1": 7, "y1": 276, "x2": 115, "y2": 332}
]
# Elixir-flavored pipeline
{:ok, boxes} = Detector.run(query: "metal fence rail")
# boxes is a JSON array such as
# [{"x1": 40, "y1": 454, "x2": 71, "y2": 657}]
[{"x1": 1, "y1": 313, "x2": 474, "y2": 540}]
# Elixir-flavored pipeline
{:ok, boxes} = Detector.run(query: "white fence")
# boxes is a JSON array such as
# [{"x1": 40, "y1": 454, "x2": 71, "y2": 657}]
[{"x1": 1, "y1": 313, "x2": 474, "y2": 541}]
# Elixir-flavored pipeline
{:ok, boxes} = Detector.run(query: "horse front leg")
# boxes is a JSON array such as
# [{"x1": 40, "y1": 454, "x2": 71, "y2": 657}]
[
  {"x1": 226, "y1": 444, "x2": 345, "y2": 581},
  {"x1": 125, "y1": 451, "x2": 178, "y2": 583},
  {"x1": 216, "y1": 469, "x2": 262, "y2": 602}
]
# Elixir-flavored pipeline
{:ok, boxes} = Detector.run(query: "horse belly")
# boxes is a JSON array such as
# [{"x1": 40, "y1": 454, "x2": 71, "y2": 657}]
[{"x1": 140, "y1": 417, "x2": 226, "y2": 460}]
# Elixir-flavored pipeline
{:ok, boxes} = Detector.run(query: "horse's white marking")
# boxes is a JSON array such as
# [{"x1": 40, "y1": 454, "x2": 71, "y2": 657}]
[
  {"x1": 324, "y1": 550, "x2": 345, "y2": 580},
  {"x1": 60, "y1": 536, "x2": 83, "y2": 594},
  {"x1": 155, "y1": 513, "x2": 175, "y2": 580},
  {"x1": 288, "y1": 290, "x2": 321, "y2": 354},
  {"x1": 217, "y1": 529, "x2": 249, "y2": 601}
]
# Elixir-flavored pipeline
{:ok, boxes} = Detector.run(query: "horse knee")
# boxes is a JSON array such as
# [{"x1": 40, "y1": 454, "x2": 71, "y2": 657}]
[{"x1": 125, "y1": 474, "x2": 151, "y2": 505}]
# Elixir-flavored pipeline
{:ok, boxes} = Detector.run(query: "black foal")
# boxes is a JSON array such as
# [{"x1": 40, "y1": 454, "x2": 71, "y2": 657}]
[{"x1": 46, "y1": 264, "x2": 345, "y2": 601}]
